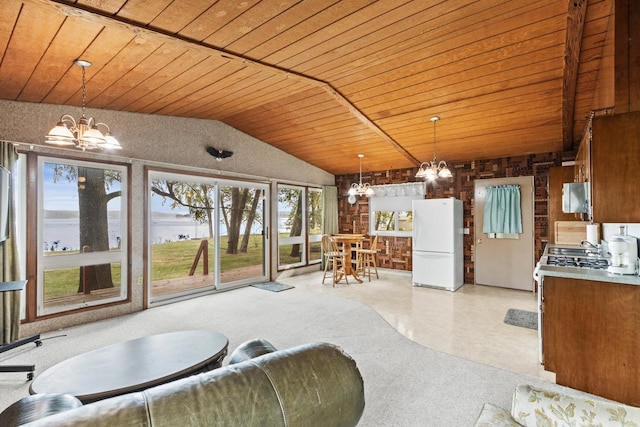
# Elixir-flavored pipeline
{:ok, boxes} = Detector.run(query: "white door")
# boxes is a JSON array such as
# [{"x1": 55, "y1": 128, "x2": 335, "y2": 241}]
[{"x1": 474, "y1": 176, "x2": 534, "y2": 291}]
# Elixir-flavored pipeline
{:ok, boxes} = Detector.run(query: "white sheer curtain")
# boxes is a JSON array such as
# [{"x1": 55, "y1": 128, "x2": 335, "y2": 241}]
[{"x1": 1, "y1": 141, "x2": 20, "y2": 344}]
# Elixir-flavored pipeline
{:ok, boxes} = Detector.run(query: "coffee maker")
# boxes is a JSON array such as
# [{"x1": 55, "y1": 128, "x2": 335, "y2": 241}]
[{"x1": 607, "y1": 234, "x2": 638, "y2": 275}]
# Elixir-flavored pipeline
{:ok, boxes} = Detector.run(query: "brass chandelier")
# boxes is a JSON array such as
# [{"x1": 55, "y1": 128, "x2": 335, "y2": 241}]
[
  {"x1": 45, "y1": 59, "x2": 121, "y2": 151},
  {"x1": 415, "y1": 116, "x2": 451, "y2": 180},
  {"x1": 348, "y1": 154, "x2": 374, "y2": 204}
]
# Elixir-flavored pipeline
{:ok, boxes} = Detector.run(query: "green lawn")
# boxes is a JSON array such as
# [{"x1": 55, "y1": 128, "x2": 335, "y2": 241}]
[
  {"x1": 151, "y1": 235, "x2": 264, "y2": 279},
  {"x1": 44, "y1": 235, "x2": 265, "y2": 300},
  {"x1": 44, "y1": 234, "x2": 321, "y2": 300}
]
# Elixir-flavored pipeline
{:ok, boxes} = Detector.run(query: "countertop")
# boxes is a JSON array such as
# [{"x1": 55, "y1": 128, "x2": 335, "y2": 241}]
[{"x1": 537, "y1": 243, "x2": 640, "y2": 286}]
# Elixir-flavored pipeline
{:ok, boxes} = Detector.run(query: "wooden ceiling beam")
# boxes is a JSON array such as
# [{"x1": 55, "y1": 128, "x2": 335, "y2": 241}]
[
  {"x1": 25, "y1": 0, "x2": 421, "y2": 167},
  {"x1": 562, "y1": 0, "x2": 588, "y2": 151}
]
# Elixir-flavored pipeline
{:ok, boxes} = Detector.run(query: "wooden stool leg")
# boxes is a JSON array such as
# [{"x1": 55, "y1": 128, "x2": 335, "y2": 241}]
[
  {"x1": 332, "y1": 256, "x2": 338, "y2": 287},
  {"x1": 372, "y1": 254, "x2": 379, "y2": 279},
  {"x1": 322, "y1": 255, "x2": 331, "y2": 284},
  {"x1": 338, "y1": 253, "x2": 349, "y2": 285},
  {"x1": 365, "y1": 254, "x2": 371, "y2": 282}
]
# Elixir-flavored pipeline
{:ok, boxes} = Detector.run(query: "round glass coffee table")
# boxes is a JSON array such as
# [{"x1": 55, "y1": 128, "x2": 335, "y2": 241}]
[{"x1": 29, "y1": 330, "x2": 228, "y2": 403}]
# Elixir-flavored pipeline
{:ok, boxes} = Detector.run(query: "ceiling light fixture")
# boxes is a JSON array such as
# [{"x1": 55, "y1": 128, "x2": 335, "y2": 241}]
[
  {"x1": 348, "y1": 154, "x2": 374, "y2": 204},
  {"x1": 415, "y1": 116, "x2": 451, "y2": 180},
  {"x1": 45, "y1": 59, "x2": 121, "y2": 151}
]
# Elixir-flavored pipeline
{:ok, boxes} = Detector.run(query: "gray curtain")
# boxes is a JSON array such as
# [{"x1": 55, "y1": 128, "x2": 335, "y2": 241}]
[
  {"x1": 321, "y1": 186, "x2": 338, "y2": 269},
  {"x1": 322, "y1": 186, "x2": 338, "y2": 235},
  {"x1": 1, "y1": 141, "x2": 20, "y2": 344}
]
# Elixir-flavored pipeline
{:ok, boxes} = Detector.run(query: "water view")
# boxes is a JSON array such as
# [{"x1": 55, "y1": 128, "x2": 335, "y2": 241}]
[{"x1": 44, "y1": 212, "x2": 269, "y2": 252}]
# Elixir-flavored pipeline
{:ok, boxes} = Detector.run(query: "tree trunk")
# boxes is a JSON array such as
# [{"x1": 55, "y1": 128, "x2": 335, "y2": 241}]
[
  {"x1": 240, "y1": 189, "x2": 261, "y2": 253},
  {"x1": 226, "y1": 188, "x2": 249, "y2": 254},
  {"x1": 289, "y1": 194, "x2": 303, "y2": 258},
  {"x1": 206, "y1": 207, "x2": 213, "y2": 239},
  {"x1": 77, "y1": 167, "x2": 113, "y2": 292}
]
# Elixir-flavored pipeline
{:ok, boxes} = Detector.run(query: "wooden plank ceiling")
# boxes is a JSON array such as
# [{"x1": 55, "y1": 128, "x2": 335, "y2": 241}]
[{"x1": 0, "y1": 0, "x2": 614, "y2": 175}]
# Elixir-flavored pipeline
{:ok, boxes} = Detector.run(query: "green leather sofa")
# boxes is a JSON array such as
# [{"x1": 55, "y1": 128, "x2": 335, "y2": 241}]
[{"x1": 17, "y1": 341, "x2": 365, "y2": 427}]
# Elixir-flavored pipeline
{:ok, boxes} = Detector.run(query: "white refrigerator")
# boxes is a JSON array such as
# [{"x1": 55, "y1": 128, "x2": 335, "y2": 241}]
[{"x1": 412, "y1": 198, "x2": 464, "y2": 291}]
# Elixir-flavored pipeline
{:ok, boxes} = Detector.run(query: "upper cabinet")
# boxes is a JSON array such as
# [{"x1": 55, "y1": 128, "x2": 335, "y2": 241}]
[
  {"x1": 590, "y1": 111, "x2": 640, "y2": 223},
  {"x1": 574, "y1": 119, "x2": 591, "y2": 183}
]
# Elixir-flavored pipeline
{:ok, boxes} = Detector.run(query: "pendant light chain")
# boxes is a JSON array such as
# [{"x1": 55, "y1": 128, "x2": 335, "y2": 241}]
[
  {"x1": 81, "y1": 65, "x2": 87, "y2": 117},
  {"x1": 432, "y1": 117, "x2": 437, "y2": 162}
]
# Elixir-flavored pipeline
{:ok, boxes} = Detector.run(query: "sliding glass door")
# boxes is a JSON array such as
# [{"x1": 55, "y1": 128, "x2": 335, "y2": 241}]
[
  {"x1": 148, "y1": 172, "x2": 216, "y2": 301},
  {"x1": 148, "y1": 170, "x2": 268, "y2": 303}
]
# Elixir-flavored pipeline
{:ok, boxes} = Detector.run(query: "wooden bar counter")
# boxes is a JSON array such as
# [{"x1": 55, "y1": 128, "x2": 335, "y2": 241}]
[{"x1": 331, "y1": 234, "x2": 365, "y2": 283}]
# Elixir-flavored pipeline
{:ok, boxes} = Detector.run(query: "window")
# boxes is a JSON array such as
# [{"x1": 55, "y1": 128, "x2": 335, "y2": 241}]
[
  {"x1": 374, "y1": 211, "x2": 395, "y2": 232},
  {"x1": 37, "y1": 156, "x2": 129, "y2": 315},
  {"x1": 369, "y1": 183, "x2": 423, "y2": 236},
  {"x1": 308, "y1": 188, "x2": 322, "y2": 262},
  {"x1": 277, "y1": 184, "x2": 322, "y2": 269},
  {"x1": 373, "y1": 210, "x2": 413, "y2": 233}
]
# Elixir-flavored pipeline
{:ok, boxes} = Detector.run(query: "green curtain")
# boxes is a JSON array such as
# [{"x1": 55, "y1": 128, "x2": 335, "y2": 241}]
[
  {"x1": 321, "y1": 186, "x2": 338, "y2": 269},
  {"x1": 482, "y1": 185, "x2": 522, "y2": 234},
  {"x1": 1, "y1": 141, "x2": 21, "y2": 344}
]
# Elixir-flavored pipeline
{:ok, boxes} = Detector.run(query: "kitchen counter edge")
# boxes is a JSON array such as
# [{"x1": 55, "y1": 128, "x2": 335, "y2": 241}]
[
  {"x1": 538, "y1": 264, "x2": 640, "y2": 285},
  {"x1": 538, "y1": 243, "x2": 640, "y2": 286}
]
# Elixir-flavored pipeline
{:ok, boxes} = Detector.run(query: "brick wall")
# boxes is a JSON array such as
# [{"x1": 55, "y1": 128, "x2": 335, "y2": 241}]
[{"x1": 335, "y1": 152, "x2": 567, "y2": 284}]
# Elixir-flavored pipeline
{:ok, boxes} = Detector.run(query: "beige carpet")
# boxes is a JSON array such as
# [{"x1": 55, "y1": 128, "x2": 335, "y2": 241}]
[{"x1": 0, "y1": 280, "x2": 568, "y2": 425}]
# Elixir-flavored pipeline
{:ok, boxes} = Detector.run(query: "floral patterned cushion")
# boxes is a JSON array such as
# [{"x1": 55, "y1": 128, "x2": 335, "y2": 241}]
[
  {"x1": 475, "y1": 403, "x2": 524, "y2": 427},
  {"x1": 512, "y1": 384, "x2": 640, "y2": 427}
]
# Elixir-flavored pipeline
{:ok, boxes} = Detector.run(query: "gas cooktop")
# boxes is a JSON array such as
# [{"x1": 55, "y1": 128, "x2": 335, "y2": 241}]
[{"x1": 545, "y1": 255, "x2": 609, "y2": 270}]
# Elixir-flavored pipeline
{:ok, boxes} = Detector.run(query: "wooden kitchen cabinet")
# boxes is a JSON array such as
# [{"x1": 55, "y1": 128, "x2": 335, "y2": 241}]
[
  {"x1": 574, "y1": 124, "x2": 591, "y2": 183},
  {"x1": 542, "y1": 276, "x2": 640, "y2": 406},
  {"x1": 591, "y1": 110, "x2": 640, "y2": 223}
]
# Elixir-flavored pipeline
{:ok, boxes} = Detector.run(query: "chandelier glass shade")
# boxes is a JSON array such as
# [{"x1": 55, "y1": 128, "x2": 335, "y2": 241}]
[
  {"x1": 45, "y1": 59, "x2": 121, "y2": 151},
  {"x1": 415, "y1": 116, "x2": 451, "y2": 180},
  {"x1": 348, "y1": 154, "x2": 374, "y2": 203}
]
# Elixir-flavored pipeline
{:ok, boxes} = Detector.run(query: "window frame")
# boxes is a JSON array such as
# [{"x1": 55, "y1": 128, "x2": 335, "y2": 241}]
[
  {"x1": 36, "y1": 155, "x2": 130, "y2": 316},
  {"x1": 371, "y1": 209, "x2": 413, "y2": 236},
  {"x1": 276, "y1": 184, "x2": 322, "y2": 270},
  {"x1": 369, "y1": 184, "x2": 423, "y2": 237},
  {"x1": 307, "y1": 187, "x2": 323, "y2": 264}
]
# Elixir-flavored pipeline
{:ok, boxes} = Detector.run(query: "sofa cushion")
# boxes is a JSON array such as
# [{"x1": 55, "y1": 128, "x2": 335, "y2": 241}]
[
  {"x1": 475, "y1": 403, "x2": 523, "y2": 427},
  {"x1": 512, "y1": 384, "x2": 640, "y2": 427},
  {"x1": 21, "y1": 342, "x2": 364, "y2": 427},
  {"x1": 0, "y1": 393, "x2": 82, "y2": 427},
  {"x1": 229, "y1": 338, "x2": 277, "y2": 365}
]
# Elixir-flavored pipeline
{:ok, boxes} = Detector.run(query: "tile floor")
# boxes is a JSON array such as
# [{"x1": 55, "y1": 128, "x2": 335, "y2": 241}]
[{"x1": 279, "y1": 269, "x2": 555, "y2": 381}]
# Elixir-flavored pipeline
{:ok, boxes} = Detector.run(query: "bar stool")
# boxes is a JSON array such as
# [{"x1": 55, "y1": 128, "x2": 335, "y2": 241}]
[
  {"x1": 321, "y1": 235, "x2": 348, "y2": 286},
  {"x1": 356, "y1": 234, "x2": 379, "y2": 281}
]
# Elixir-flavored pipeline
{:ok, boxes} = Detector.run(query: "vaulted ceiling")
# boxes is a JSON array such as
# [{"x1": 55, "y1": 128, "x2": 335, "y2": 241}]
[{"x1": 0, "y1": 0, "x2": 614, "y2": 174}]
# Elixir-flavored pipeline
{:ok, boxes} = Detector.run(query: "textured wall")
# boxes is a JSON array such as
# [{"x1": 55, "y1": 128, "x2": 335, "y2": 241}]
[
  {"x1": 0, "y1": 100, "x2": 334, "y2": 185},
  {"x1": 336, "y1": 153, "x2": 567, "y2": 284}
]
